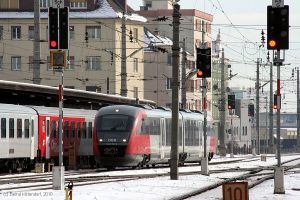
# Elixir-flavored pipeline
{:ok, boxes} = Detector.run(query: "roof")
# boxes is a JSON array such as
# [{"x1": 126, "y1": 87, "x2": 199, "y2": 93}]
[
  {"x1": 137, "y1": 9, "x2": 213, "y2": 22},
  {"x1": 0, "y1": 0, "x2": 146, "y2": 22},
  {"x1": 0, "y1": 80, "x2": 156, "y2": 106},
  {"x1": 144, "y1": 29, "x2": 173, "y2": 51}
]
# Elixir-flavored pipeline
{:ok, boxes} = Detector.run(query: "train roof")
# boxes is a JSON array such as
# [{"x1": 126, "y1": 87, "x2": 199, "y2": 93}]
[
  {"x1": 31, "y1": 106, "x2": 98, "y2": 118},
  {"x1": 0, "y1": 103, "x2": 37, "y2": 115},
  {"x1": 96, "y1": 104, "x2": 205, "y2": 120}
]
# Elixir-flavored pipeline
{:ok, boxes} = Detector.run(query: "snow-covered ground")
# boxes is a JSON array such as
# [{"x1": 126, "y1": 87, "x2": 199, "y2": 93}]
[{"x1": 0, "y1": 154, "x2": 299, "y2": 200}]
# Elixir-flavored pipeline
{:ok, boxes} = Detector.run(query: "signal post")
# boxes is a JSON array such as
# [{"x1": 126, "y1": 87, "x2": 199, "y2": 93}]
[
  {"x1": 267, "y1": 0, "x2": 289, "y2": 194},
  {"x1": 49, "y1": 1, "x2": 69, "y2": 190},
  {"x1": 196, "y1": 48, "x2": 211, "y2": 175}
]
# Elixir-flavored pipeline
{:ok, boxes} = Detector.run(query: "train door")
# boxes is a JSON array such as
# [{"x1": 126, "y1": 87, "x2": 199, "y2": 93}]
[
  {"x1": 30, "y1": 117, "x2": 35, "y2": 160},
  {"x1": 45, "y1": 117, "x2": 50, "y2": 159},
  {"x1": 160, "y1": 118, "x2": 165, "y2": 159}
]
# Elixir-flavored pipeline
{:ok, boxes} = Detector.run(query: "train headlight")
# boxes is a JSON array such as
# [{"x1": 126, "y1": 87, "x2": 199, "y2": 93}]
[
  {"x1": 122, "y1": 139, "x2": 127, "y2": 142},
  {"x1": 99, "y1": 139, "x2": 103, "y2": 142}
]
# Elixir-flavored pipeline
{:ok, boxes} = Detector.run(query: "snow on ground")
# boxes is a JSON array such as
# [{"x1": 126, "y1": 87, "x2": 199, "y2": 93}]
[{"x1": 0, "y1": 154, "x2": 299, "y2": 200}]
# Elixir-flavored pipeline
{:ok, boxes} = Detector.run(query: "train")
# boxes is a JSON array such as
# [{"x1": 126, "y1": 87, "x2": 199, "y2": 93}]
[
  {"x1": 0, "y1": 103, "x2": 215, "y2": 172},
  {"x1": 94, "y1": 105, "x2": 216, "y2": 169},
  {"x1": 0, "y1": 103, "x2": 97, "y2": 172}
]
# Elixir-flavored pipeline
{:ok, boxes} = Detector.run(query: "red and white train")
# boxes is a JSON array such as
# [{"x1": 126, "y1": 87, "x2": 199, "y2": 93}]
[
  {"x1": 0, "y1": 103, "x2": 97, "y2": 172},
  {"x1": 94, "y1": 105, "x2": 216, "y2": 169}
]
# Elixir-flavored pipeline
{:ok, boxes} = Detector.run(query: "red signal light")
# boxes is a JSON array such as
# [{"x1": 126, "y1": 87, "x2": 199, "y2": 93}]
[
  {"x1": 268, "y1": 39, "x2": 277, "y2": 48},
  {"x1": 50, "y1": 40, "x2": 57, "y2": 48},
  {"x1": 228, "y1": 105, "x2": 232, "y2": 109},
  {"x1": 273, "y1": 105, "x2": 277, "y2": 109},
  {"x1": 197, "y1": 70, "x2": 203, "y2": 77}
]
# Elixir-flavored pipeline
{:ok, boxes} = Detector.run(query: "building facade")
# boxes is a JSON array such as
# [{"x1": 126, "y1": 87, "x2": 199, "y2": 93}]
[{"x1": 0, "y1": 0, "x2": 146, "y2": 99}]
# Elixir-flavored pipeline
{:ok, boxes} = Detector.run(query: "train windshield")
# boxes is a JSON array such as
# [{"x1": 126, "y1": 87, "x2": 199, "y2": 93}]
[{"x1": 97, "y1": 115, "x2": 134, "y2": 132}]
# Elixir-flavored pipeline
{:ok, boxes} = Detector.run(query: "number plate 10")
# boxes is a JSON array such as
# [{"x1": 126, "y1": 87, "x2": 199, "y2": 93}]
[{"x1": 222, "y1": 182, "x2": 248, "y2": 200}]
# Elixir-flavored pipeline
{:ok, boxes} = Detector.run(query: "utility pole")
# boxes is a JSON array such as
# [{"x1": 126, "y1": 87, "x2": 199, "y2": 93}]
[
  {"x1": 170, "y1": 2, "x2": 180, "y2": 180},
  {"x1": 181, "y1": 38, "x2": 187, "y2": 109},
  {"x1": 297, "y1": 67, "x2": 300, "y2": 149},
  {"x1": 265, "y1": 96, "x2": 268, "y2": 154},
  {"x1": 120, "y1": 1, "x2": 127, "y2": 97},
  {"x1": 269, "y1": 58, "x2": 274, "y2": 153},
  {"x1": 219, "y1": 49, "x2": 226, "y2": 156},
  {"x1": 256, "y1": 58, "x2": 260, "y2": 155},
  {"x1": 33, "y1": 0, "x2": 41, "y2": 84}
]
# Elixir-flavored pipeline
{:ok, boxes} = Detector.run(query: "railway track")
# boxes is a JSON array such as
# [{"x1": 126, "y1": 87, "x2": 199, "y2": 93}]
[{"x1": 1, "y1": 156, "x2": 299, "y2": 194}]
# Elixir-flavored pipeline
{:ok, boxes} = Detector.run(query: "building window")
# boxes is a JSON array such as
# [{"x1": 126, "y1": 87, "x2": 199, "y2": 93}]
[
  {"x1": 0, "y1": 0, "x2": 19, "y2": 9},
  {"x1": 86, "y1": 86, "x2": 101, "y2": 92},
  {"x1": 86, "y1": 26, "x2": 101, "y2": 39},
  {"x1": 166, "y1": 78, "x2": 172, "y2": 90},
  {"x1": 86, "y1": 56, "x2": 101, "y2": 70},
  {"x1": 11, "y1": 26, "x2": 21, "y2": 40},
  {"x1": 40, "y1": 0, "x2": 50, "y2": 8},
  {"x1": 0, "y1": 26, "x2": 3, "y2": 40},
  {"x1": 29, "y1": 56, "x2": 33, "y2": 71},
  {"x1": 0, "y1": 56, "x2": 3, "y2": 70},
  {"x1": 11, "y1": 56, "x2": 21, "y2": 71},
  {"x1": 167, "y1": 53, "x2": 172, "y2": 65},
  {"x1": 133, "y1": 87, "x2": 138, "y2": 99},
  {"x1": 133, "y1": 28, "x2": 138, "y2": 42},
  {"x1": 133, "y1": 58, "x2": 138, "y2": 72},
  {"x1": 28, "y1": 26, "x2": 34, "y2": 40},
  {"x1": 66, "y1": 56, "x2": 75, "y2": 70},
  {"x1": 70, "y1": 1, "x2": 87, "y2": 9},
  {"x1": 70, "y1": 26, "x2": 75, "y2": 39}
]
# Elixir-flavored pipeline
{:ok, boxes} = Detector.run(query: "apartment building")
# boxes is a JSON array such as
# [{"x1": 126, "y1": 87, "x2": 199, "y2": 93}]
[
  {"x1": 0, "y1": 0, "x2": 145, "y2": 99},
  {"x1": 137, "y1": 0, "x2": 213, "y2": 111}
]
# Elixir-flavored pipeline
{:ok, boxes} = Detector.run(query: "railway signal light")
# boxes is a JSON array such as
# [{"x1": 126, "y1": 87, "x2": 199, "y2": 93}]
[
  {"x1": 48, "y1": 7, "x2": 69, "y2": 50},
  {"x1": 196, "y1": 48, "x2": 211, "y2": 78},
  {"x1": 59, "y1": 7, "x2": 69, "y2": 49},
  {"x1": 248, "y1": 104, "x2": 254, "y2": 117},
  {"x1": 228, "y1": 94, "x2": 235, "y2": 110},
  {"x1": 267, "y1": 5, "x2": 289, "y2": 50},
  {"x1": 49, "y1": 7, "x2": 58, "y2": 49}
]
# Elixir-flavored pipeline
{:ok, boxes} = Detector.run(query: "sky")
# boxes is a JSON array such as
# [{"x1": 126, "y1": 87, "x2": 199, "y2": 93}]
[{"x1": 127, "y1": 0, "x2": 300, "y2": 112}]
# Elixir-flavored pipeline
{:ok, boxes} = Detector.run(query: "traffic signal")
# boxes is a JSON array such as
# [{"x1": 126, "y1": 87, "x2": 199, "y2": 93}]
[
  {"x1": 49, "y1": 7, "x2": 58, "y2": 49},
  {"x1": 267, "y1": 5, "x2": 289, "y2": 50},
  {"x1": 228, "y1": 94, "x2": 235, "y2": 110},
  {"x1": 196, "y1": 48, "x2": 211, "y2": 78},
  {"x1": 59, "y1": 7, "x2": 69, "y2": 49},
  {"x1": 248, "y1": 104, "x2": 254, "y2": 117}
]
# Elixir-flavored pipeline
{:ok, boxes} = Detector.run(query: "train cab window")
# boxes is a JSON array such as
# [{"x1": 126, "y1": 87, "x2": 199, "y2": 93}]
[
  {"x1": 9, "y1": 118, "x2": 14, "y2": 138},
  {"x1": 64, "y1": 121, "x2": 69, "y2": 138},
  {"x1": 51, "y1": 120, "x2": 57, "y2": 138},
  {"x1": 77, "y1": 122, "x2": 81, "y2": 138},
  {"x1": 82, "y1": 122, "x2": 87, "y2": 138},
  {"x1": 17, "y1": 119, "x2": 22, "y2": 138},
  {"x1": 1, "y1": 118, "x2": 6, "y2": 138},
  {"x1": 97, "y1": 115, "x2": 133, "y2": 132},
  {"x1": 24, "y1": 119, "x2": 29, "y2": 138},
  {"x1": 88, "y1": 122, "x2": 93, "y2": 138},
  {"x1": 71, "y1": 121, "x2": 75, "y2": 138}
]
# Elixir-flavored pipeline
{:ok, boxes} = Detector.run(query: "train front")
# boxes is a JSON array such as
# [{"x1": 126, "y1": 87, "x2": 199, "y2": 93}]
[{"x1": 94, "y1": 105, "x2": 142, "y2": 168}]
